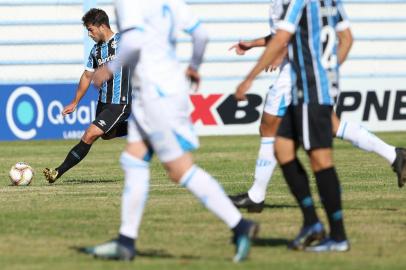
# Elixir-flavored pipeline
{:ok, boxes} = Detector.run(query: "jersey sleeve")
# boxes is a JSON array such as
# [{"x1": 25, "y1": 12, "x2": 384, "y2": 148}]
[
  {"x1": 115, "y1": 0, "x2": 145, "y2": 32},
  {"x1": 176, "y1": 0, "x2": 201, "y2": 34},
  {"x1": 269, "y1": 0, "x2": 284, "y2": 34},
  {"x1": 85, "y1": 46, "x2": 97, "y2": 72},
  {"x1": 335, "y1": 0, "x2": 350, "y2": 32},
  {"x1": 277, "y1": 0, "x2": 307, "y2": 33}
]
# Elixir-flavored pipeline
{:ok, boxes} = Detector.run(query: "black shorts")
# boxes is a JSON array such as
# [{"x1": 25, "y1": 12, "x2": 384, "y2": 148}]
[
  {"x1": 277, "y1": 104, "x2": 333, "y2": 150},
  {"x1": 93, "y1": 102, "x2": 131, "y2": 133}
]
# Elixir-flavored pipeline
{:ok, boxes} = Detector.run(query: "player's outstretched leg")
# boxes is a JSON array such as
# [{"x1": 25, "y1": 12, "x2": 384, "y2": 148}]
[
  {"x1": 392, "y1": 148, "x2": 406, "y2": 188},
  {"x1": 334, "y1": 117, "x2": 406, "y2": 187},
  {"x1": 43, "y1": 140, "x2": 92, "y2": 183},
  {"x1": 178, "y1": 164, "x2": 259, "y2": 262}
]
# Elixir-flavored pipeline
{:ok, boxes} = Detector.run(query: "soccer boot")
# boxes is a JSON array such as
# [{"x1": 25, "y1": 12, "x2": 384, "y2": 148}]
[
  {"x1": 79, "y1": 239, "x2": 135, "y2": 261},
  {"x1": 43, "y1": 168, "x2": 60, "y2": 184},
  {"x1": 392, "y1": 147, "x2": 406, "y2": 188},
  {"x1": 228, "y1": 193, "x2": 264, "y2": 213},
  {"x1": 305, "y1": 238, "x2": 350, "y2": 252},
  {"x1": 288, "y1": 222, "x2": 326, "y2": 250},
  {"x1": 232, "y1": 220, "x2": 260, "y2": 263}
]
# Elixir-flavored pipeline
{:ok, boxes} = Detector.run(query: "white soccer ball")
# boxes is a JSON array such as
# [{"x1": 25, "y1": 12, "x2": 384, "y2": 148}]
[{"x1": 9, "y1": 162, "x2": 34, "y2": 186}]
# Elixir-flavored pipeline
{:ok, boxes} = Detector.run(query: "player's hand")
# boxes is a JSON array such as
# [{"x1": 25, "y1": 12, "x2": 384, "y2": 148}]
[
  {"x1": 62, "y1": 102, "x2": 77, "y2": 116},
  {"x1": 229, "y1": 41, "x2": 252, "y2": 55},
  {"x1": 186, "y1": 66, "x2": 201, "y2": 92},
  {"x1": 93, "y1": 66, "x2": 113, "y2": 88},
  {"x1": 235, "y1": 79, "x2": 252, "y2": 101}
]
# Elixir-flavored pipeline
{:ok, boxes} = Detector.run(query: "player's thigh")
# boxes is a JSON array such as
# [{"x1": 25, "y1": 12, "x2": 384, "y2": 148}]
[
  {"x1": 275, "y1": 106, "x2": 297, "y2": 163},
  {"x1": 260, "y1": 112, "x2": 282, "y2": 137},
  {"x1": 143, "y1": 94, "x2": 199, "y2": 164},
  {"x1": 93, "y1": 103, "x2": 131, "y2": 135},
  {"x1": 300, "y1": 104, "x2": 333, "y2": 151},
  {"x1": 82, "y1": 124, "x2": 104, "y2": 144}
]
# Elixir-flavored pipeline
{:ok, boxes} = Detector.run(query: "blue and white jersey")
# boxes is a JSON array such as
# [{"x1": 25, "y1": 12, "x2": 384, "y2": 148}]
[
  {"x1": 86, "y1": 33, "x2": 132, "y2": 104},
  {"x1": 115, "y1": 0, "x2": 202, "y2": 97},
  {"x1": 269, "y1": 0, "x2": 284, "y2": 34},
  {"x1": 277, "y1": 0, "x2": 350, "y2": 105}
]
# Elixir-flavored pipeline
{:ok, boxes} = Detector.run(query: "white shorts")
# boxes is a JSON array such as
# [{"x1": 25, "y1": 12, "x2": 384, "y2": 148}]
[
  {"x1": 263, "y1": 61, "x2": 292, "y2": 117},
  {"x1": 128, "y1": 89, "x2": 199, "y2": 163}
]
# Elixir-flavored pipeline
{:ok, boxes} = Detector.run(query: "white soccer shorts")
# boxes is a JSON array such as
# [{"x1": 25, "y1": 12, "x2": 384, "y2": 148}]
[
  {"x1": 128, "y1": 90, "x2": 199, "y2": 163},
  {"x1": 263, "y1": 61, "x2": 292, "y2": 117}
]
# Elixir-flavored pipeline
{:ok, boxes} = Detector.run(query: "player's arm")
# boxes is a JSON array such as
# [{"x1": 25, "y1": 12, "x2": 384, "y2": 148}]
[
  {"x1": 186, "y1": 24, "x2": 209, "y2": 91},
  {"x1": 235, "y1": 30, "x2": 292, "y2": 100},
  {"x1": 229, "y1": 35, "x2": 272, "y2": 55},
  {"x1": 62, "y1": 70, "x2": 94, "y2": 115},
  {"x1": 337, "y1": 28, "x2": 353, "y2": 65},
  {"x1": 335, "y1": 1, "x2": 353, "y2": 65}
]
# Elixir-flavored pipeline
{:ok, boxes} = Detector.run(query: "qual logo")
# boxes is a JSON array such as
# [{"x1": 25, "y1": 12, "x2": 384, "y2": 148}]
[{"x1": 6, "y1": 86, "x2": 44, "y2": 140}]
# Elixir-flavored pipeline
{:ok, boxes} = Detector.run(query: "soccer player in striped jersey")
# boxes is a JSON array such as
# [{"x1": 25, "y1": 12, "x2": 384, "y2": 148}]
[
  {"x1": 229, "y1": 0, "x2": 406, "y2": 213},
  {"x1": 43, "y1": 8, "x2": 132, "y2": 183},
  {"x1": 236, "y1": 0, "x2": 353, "y2": 252},
  {"x1": 79, "y1": 0, "x2": 258, "y2": 262}
]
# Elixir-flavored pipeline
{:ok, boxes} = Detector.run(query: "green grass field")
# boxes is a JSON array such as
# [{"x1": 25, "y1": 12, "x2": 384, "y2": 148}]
[{"x1": 0, "y1": 133, "x2": 405, "y2": 270}]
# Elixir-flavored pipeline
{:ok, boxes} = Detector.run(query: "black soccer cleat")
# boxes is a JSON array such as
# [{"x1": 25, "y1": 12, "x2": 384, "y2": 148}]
[
  {"x1": 288, "y1": 222, "x2": 326, "y2": 251},
  {"x1": 232, "y1": 220, "x2": 260, "y2": 263},
  {"x1": 392, "y1": 148, "x2": 406, "y2": 188},
  {"x1": 228, "y1": 193, "x2": 264, "y2": 213}
]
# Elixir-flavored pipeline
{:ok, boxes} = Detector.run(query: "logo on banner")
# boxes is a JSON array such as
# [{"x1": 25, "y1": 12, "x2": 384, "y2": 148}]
[{"x1": 6, "y1": 87, "x2": 44, "y2": 140}]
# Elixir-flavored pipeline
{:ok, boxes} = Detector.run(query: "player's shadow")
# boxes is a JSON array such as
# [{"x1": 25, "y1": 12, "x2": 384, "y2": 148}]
[
  {"x1": 252, "y1": 237, "x2": 289, "y2": 247},
  {"x1": 72, "y1": 246, "x2": 200, "y2": 260},
  {"x1": 263, "y1": 203, "x2": 297, "y2": 209},
  {"x1": 136, "y1": 249, "x2": 200, "y2": 260},
  {"x1": 61, "y1": 179, "x2": 117, "y2": 185}
]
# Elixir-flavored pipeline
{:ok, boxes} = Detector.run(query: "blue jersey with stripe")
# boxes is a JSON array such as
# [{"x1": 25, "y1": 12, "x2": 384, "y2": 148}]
[
  {"x1": 86, "y1": 33, "x2": 132, "y2": 105},
  {"x1": 279, "y1": 0, "x2": 349, "y2": 105}
]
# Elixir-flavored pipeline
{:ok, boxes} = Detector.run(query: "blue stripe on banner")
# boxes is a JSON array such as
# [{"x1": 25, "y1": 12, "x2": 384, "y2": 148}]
[
  {"x1": 101, "y1": 43, "x2": 108, "y2": 103},
  {"x1": 340, "y1": 122, "x2": 348, "y2": 139},
  {"x1": 296, "y1": 29, "x2": 309, "y2": 103},
  {"x1": 180, "y1": 166, "x2": 198, "y2": 187},
  {"x1": 184, "y1": 21, "x2": 201, "y2": 34}
]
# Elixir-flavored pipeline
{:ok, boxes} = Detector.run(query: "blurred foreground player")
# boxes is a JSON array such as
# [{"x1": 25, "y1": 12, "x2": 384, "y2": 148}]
[{"x1": 80, "y1": 0, "x2": 259, "y2": 262}]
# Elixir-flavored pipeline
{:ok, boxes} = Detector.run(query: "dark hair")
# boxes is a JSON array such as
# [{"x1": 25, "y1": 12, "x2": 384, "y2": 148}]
[{"x1": 82, "y1": 8, "x2": 110, "y2": 28}]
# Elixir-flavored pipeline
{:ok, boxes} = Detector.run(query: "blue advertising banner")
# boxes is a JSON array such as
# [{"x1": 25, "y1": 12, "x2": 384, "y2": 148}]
[{"x1": 0, "y1": 84, "x2": 99, "y2": 141}]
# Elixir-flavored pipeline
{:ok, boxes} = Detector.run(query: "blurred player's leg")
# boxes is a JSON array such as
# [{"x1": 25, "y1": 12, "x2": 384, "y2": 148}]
[
  {"x1": 230, "y1": 65, "x2": 291, "y2": 211},
  {"x1": 44, "y1": 103, "x2": 130, "y2": 183},
  {"x1": 275, "y1": 136, "x2": 325, "y2": 250},
  {"x1": 333, "y1": 113, "x2": 406, "y2": 187}
]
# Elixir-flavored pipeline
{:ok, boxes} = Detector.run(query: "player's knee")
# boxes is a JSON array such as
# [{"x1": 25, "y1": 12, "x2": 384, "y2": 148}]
[
  {"x1": 310, "y1": 155, "x2": 333, "y2": 172},
  {"x1": 82, "y1": 133, "x2": 98, "y2": 144},
  {"x1": 259, "y1": 115, "x2": 280, "y2": 137},
  {"x1": 120, "y1": 152, "x2": 149, "y2": 173}
]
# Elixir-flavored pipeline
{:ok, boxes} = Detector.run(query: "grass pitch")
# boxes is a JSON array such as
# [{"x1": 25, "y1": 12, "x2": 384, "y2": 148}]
[{"x1": 0, "y1": 133, "x2": 405, "y2": 270}]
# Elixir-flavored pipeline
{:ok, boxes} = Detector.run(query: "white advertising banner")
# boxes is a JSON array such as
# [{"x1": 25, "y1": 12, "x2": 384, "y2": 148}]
[{"x1": 192, "y1": 77, "x2": 406, "y2": 135}]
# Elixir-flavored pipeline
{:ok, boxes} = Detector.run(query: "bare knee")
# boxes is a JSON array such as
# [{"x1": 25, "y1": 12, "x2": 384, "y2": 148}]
[
  {"x1": 82, "y1": 125, "x2": 104, "y2": 144},
  {"x1": 309, "y1": 148, "x2": 333, "y2": 172},
  {"x1": 259, "y1": 113, "x2": 282, "y2": 137},
  {"x1": 164, "y1": 153, "x2": 194, "y2": 183},
  {"x1": 275, "y1": 137, "x2": 296, "y2": 164}
]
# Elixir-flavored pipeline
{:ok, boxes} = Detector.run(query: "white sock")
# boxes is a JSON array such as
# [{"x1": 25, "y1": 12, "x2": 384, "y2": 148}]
[
  {"x1": 180, "y1": 165, "x2": 242, "y2": 228},
  {"x1": 248, "y1": 137, "x2": 277, "y2": 203},
  {"x1": 336, "y1": 121, "x2": 396, "y2": 164},
  {"x1": 119, "y1": 152, "x2": 150, "y2": 239}
]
